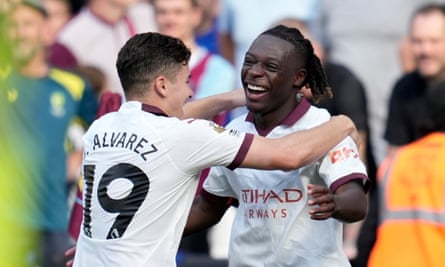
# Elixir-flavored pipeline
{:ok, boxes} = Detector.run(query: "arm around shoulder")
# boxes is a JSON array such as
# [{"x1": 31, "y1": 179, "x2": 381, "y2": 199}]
[{"x1": 241, "y1": 115, "x2": 358, "y2": 170}]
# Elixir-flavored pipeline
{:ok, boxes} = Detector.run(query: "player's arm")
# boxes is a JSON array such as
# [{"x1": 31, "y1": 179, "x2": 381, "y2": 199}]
[
  {"x1": 240, "y1": 115, "x2": 360, "y2": 170},
  {"x1": 308, "y1": 180, "x2": 368, "y2": 223},
  {"x1": 182, "y1": 88, "x2": 244, "y2": 120},
  {"x1": 183, "y1": 192, "x2": 230, "y2": 236}
]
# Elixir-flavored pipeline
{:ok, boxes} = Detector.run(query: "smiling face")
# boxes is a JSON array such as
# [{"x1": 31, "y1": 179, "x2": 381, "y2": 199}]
[
  {"x1": 241, "y1": 34, "x2": 306, "y2": 120},
  {"x1": 165, "y1": 63, "x2": 193, "y2": 118},
  {"x1": 410, "y1": 10, "x2": 445, "y2": 80}
]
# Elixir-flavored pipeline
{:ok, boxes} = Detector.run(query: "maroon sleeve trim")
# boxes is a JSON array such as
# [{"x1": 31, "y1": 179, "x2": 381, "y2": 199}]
[
  {"x1": 227, "y1": 133, "x2": 254, "y2": 170},
  {"x1": 329, "y1": 173, "x2": 372, "y2": 194}
]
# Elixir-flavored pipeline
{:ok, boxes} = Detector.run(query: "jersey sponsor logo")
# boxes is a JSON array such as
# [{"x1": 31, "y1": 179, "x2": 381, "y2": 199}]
[
  {"x1": 329, "y1": 146, "x2": 358, "y2": 164},
  {"x1": 240, "y1": 189, "x2": 303, "y2": 204},
  {"x1": 92, "y1": 132, "x2": 158, "y2": 161},
  {"x1": 50, "y1": 92, "x2": 66, "y2": 117},
  {"x1": 245, "y1": 207, "x2": 287, "y2": 219},
  {"x1": 241, "y1": 189, "x2": 303, "y2": 219}
]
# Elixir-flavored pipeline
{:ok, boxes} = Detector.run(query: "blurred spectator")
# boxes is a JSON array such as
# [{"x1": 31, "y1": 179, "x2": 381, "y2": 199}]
[
  {"x1": 275, "y1": 17, "x2": 377, "y2": 263},
  {"x1": 311, "y1": 0, "x2": 434, "y2": 166},
  {"x1": 368, "y1": 79, "x2": 445, "y2": 267},
  {"x1": 153, "y1": 0, "x2": 236, "y2": 126},
  {"x1": 42, "y1": 0, "x2": 72, "y2": 44},
  {"x1": 50, "y1": 0, "x2": 157, "y2": 94},
  {"x1": 195, "y1": 0, "x2": 220, "y2": 54},
  {"x1": 0, "y1": 1, "x2": 97, "y2": 266},
  {"x1": 384, "y1": 3, "x2": 445, "y2": 156}
]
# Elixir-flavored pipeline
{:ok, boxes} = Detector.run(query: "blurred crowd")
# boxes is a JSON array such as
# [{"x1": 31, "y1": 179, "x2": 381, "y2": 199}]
[{"x1": 1, "y1": 0, "x2": 445, "y2": 266}]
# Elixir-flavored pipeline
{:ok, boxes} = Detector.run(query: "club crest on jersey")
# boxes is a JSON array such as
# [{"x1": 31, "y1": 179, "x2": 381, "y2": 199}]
[
  {"x1": 50, "y1": 92, "x2": 66, "y2": 117},
  {"x1": 209, "y1": 121, "x2": 225, "y2": 133}
]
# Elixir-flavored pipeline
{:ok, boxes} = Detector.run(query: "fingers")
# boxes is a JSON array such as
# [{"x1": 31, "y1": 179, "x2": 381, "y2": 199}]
[
  {"x1": 307, "y1": 183, "x2": 335, "y2": 220},
  {"x1": 65, "y1": 246, "x2": 76, "y2": 267},
  {"x1": 65, "y1": 246, "x2": 76, "y2": 257}
]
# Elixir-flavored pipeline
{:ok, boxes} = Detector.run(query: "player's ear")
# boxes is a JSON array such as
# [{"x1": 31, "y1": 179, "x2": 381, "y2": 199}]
[
  {"x1": 153, "y1": 75, "x2": 168, "y2": 97},
  {"x1": 293, "y1": 68, "x2": 307, "y2": 88}
]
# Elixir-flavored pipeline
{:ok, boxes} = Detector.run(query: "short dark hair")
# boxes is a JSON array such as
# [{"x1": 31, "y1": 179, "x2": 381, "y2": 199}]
[
  {"x1": 260, "y1": 25, "x2": 331, "y2": 102},
  {"x1": 411, "y1": 3, "x2": 445, "y2": 23},
  {"x1": 116, "y1": 32, "x2": 191, "y2": 98}
]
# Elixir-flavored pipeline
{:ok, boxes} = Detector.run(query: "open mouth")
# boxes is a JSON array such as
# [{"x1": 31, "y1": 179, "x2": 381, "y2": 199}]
[{"x1": 247, "y1": 84, "x2": 267, "y2": 94}]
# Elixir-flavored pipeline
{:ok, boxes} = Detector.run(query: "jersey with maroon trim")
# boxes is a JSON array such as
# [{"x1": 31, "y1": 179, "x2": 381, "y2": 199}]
[
  {"x1": 73, "y1": 101, "x2": 251, "y2": 267},
  {"x1": 204, "y1": 99, "x2": 368, "y2": 267}
]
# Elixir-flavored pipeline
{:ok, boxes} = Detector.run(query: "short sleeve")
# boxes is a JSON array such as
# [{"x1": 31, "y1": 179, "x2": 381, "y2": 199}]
[
  {"x1": 319, "y1": 137, "x2": 369, "y2": 192},
  {"x1": 166, "y1": 119, "x2": 253, "y2": 175}
]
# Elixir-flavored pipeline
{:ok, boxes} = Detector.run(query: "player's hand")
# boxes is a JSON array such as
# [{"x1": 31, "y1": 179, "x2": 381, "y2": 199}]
[
  {"x1": 331, "y1": 115, "x2": 361, "y2": 151},
  {"x1": 65, "y1": 246, "x2": 76, "y2": 267},
  {"x1": 307, "y1": 183, "x2": 336, "y2": 220}
]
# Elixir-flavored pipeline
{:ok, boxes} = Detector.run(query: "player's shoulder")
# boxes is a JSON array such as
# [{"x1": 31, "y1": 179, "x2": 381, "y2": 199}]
[
  {"x1": 226, "y1": 113, "x2": 249, "y2": 128},
  {"x1": 306, "y1": 105, "x2": 331, "y2": 122}
]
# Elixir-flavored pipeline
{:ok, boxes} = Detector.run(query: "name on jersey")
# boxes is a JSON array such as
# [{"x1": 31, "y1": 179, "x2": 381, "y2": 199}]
[
  {"x1": 241, "y1": 188, "x2": 303, "y2": 219},
  {"x1": 92, "y1": 132, "x2": 158, "y2": 161}
]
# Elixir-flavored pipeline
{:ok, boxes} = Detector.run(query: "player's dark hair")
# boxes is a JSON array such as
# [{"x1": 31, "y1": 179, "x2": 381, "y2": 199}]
[
  {"x1": 116, "y1": 32, "x2": 191, "y2": 98},
  {"x1": 261, "y1": 25, "x2": 332, "y2": 103}
]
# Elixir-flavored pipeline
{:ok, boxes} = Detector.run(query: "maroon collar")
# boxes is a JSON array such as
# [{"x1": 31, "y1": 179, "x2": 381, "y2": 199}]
[
  {"x1": 245, "y1": 98, "x2": 311, "y2": 136},
  {"x1": 141, "y1": 103, "x2": 168, "y2": 117}
]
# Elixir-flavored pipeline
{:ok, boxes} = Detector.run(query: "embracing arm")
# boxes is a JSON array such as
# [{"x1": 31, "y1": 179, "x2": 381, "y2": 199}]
[
  {"x1": 183, "y1": 193, "x2": 230, "y2": 236},
  {"x1": 241, "y1": 115, "x2": 359, "y2": 170},
  {"x1": 183, "y1": 89, "x2": 245, "y2": 120}
]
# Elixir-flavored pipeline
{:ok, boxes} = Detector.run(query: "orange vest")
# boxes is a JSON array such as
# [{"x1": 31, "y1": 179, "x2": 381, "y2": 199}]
[{"x1": 368, "y1": 133, "x2": 445, "y2": 267}]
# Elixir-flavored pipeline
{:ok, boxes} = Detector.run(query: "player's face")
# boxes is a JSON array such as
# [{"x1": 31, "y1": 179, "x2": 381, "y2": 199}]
[
  {"x1": 166, "y1": 64, "x2": 193, "y2": 118},
  {"x1": 410, "y1": 11, "x2": 445, "y2": 80},
  {"x1": 241, "y1": 35, "x2": 304, "y2": 118},
  {"x1": 153, "y1": 0, "x2": 200, "y2": 41},
  {"x1": 7, "y1": 5, "x2": 48, "y2": 66}
]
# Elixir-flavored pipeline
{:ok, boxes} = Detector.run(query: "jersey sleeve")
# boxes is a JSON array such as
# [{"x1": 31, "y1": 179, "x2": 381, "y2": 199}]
[
  {"x1": 167, "y1": 119, "x2": 253, "y2": 175},
  {"x1": 319, "y1": 136, "x2": 370, "y2": 192}
]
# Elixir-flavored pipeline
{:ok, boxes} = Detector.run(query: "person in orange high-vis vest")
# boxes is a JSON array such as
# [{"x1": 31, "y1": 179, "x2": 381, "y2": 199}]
[{"x1": 368, "y1": 80, "x2": 445, "y2": 267}]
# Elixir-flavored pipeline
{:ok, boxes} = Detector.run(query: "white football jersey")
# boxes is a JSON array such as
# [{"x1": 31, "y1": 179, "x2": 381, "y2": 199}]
[
  {"x1": 73, "y1": 101, "x2": 252, "y2": 267},
  {"x1": 204, "y1": 99, "x2": 368, "y2": 267}
]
